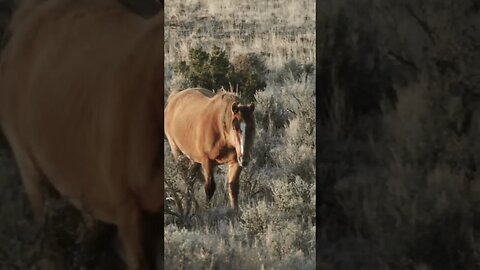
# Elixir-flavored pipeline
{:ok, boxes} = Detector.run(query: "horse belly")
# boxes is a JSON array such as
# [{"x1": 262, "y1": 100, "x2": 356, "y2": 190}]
[
  {"x1": 35, "y1": 143, "x2": 127, "y2": 223},
  {"x1": 165, "y1": 112, "x2": 199, "y2": 162},
  {"x1": 171, "y1": 133, "x2": 204, "y2": 163}
]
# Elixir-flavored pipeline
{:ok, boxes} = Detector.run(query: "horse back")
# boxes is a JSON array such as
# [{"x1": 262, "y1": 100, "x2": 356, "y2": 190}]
[{"x1": 165, "y1": 88, "x2": 217, "y2": 121}]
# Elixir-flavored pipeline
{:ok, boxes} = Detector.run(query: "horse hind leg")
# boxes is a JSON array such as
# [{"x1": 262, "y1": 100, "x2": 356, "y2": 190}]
[
  {"x1": 117, "y1": 201, "x2": 159, "y2": 270},
  {"x1": 170, "y1": 144, "x2": 182, "y2": 161},
  {"x1": 10, "y1": 145, "x2": 47, "y2": 225},
  {"x1": 165, "y1": 134, "x2": 181, "y2": 161}
]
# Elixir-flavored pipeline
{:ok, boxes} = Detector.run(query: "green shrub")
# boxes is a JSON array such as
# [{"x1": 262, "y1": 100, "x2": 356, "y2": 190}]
[
  {"x1": 230, "y1": 53, "x2": 268, "y2": 101},
  {"x1": 173, "y1": 46, "x2": 267, "y2": 102}
]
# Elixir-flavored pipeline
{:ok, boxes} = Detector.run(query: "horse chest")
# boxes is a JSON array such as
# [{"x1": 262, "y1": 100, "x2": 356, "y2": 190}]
[{"x1": 213, "y1": 147, "x2": 236, "y2": 164}]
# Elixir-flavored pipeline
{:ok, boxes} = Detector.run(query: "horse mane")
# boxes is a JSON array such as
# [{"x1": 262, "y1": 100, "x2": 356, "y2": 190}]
[{"x1": 218, "y1": 91, "x2": 239, "y2": 132}]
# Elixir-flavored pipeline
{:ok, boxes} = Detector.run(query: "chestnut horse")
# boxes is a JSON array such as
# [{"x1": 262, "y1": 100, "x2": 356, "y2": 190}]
[
  {"x1": 0, "y1": 0, "x2": 163, "y2": 269},
  {"x1": 164, "y1": 88, "x2": 255, "y2": 209}
]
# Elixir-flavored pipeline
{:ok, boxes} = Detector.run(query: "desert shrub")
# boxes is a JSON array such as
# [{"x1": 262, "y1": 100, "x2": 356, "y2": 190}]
[
  {"x1": 265, "y1": 222, "x2": 314, "y2": 260},
  {"x1": 173, "y1": 46, "x2": 267, "y2": 102},
  {"x1": 264, "y1": 74, "x2": 316, "y2": 181},
  {"x1": 165, "y1": 218, "x2": 314, "y2": 270},
  {"x1": 240, "y1": 200, "x2": 279, "y2": 235},
  {"x1": 269, "y1": 59, "x2": 315, "y2": 83},
  {"x1": 271, "y1": 176, "x2": 311, "y2": 212},
  {"x1": 378, "y1": 79, "x2": 480, "y2": 269},
  {"x1": 331, "y1": 77, "x2": 480, "y2": 269},
  {"x1": 253, "y1": 89, "x2": 292, "y2": 131},
  {"x1": 317, "y1": 1, "x2": 396, "y2": 126},
  {"x1": 252, "y1": 75, "x2": 313, "y2": 170},
  {"x1": 174, "y1": 46, "x2": 233, "y2": 91},
  {"x1": 168, "y1": 73, "x2": 193, "y2": 93},
  {"x1": 254, "y1": 72, "x2": 314, "y2": 133},
  {"x1": 164, "y1": 142, "x2": 202, "y2": 227},
  {"x1": 164, "y1": 224, "x2": 256, "y2": 270},
  {"x1": 230, "y1": 52, "x2": 268, "y2": 101}
]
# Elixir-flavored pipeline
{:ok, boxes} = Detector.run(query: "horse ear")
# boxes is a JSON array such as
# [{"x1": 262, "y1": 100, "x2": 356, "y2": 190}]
[
  {"x1": 231, "y1": 102, "x2": 239, "y2": 114},
  {"x1": 248, "y1": 102, "x2": 255, "y2": 112}
]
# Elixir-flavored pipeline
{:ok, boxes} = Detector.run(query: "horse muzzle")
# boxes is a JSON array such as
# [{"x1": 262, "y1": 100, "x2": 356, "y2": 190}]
[
  {"x1": 237, "y1": 155, "x2": 249, "y2": 167},
  {"x1": 237, "y1": 156, "x2": 243, "y2": 167}
]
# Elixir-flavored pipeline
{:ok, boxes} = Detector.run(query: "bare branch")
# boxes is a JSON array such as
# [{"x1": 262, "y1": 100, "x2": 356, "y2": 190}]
[
  {"x1": 404, "y1": 3, "x2": 436, "y2": 44},
  {"x1": 387, "y1": 49, "x2": 419, "y2": 72}
]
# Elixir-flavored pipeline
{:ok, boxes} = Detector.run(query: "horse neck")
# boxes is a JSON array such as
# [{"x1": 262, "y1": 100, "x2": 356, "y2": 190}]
[{"x1": 212, "y1": 96, "x2": 232, "y2": 146}]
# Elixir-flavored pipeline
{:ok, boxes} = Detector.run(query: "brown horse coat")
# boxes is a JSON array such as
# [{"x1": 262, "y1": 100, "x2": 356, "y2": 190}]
[
  {"x1": 165, "y1": 88, "x2": 255, "y2": 209},
  {"x1": 0, "y1": 0, "x2": 164, "y2": 269}
]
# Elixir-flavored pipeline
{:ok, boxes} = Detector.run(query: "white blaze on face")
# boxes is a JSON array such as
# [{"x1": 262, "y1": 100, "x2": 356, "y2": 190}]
[{"x1": 240, "y1": 121, "x2": 246, "y2": 155}]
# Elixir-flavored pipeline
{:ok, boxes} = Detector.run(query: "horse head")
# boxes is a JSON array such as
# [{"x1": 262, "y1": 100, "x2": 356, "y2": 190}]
[{"x1": 226, "y1": 100, "x2": 255, "y2": 167}]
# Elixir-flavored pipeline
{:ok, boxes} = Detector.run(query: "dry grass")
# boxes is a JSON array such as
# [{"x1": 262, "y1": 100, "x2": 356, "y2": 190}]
[{"x1": 164, "y1": 0, "x2": 315, "y2": 83}]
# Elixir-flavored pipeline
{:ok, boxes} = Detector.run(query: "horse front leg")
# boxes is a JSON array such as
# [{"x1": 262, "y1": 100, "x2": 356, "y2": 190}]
[
  {"x1": 201, "y1": 160, "x2": 216, "y2": 207},
  {"x1": 227, "y1": 162, "x2": 242, "y2": 209}
]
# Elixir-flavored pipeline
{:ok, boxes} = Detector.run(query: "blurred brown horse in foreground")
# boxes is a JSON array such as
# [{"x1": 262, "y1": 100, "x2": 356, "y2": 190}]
[
  {"x1": 0, "y1": 0, "x2": 164, "y2": 269},
  {"x1": 165, "y1": 88, "x2": 255, "y2": 209}
]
